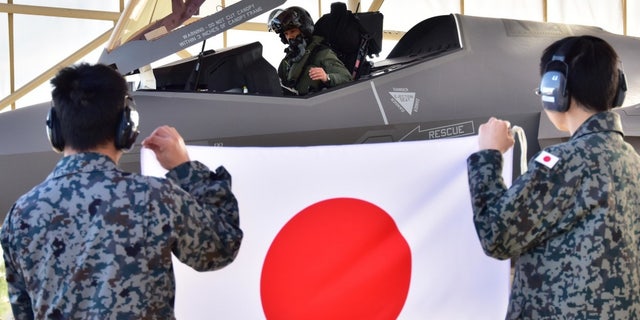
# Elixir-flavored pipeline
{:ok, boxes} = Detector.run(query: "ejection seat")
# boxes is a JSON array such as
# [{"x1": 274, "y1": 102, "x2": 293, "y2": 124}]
[{"x1": 313, "y1": 2, "x2": 383, "y2": 80}]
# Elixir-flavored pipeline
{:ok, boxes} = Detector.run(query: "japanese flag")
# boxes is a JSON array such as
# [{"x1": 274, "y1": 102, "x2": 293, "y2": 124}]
[{"x1": 141, "y1": 136, "x2": 511, "y2": 319}]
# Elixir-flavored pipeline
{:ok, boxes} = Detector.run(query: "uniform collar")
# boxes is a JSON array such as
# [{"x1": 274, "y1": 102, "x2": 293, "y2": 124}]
[
  {"x1": 49, "y1": 152, "x2": 120, "y2": 180},
  {"x1": 571, "y1": 111, "x2": 624, "y2": 141}
]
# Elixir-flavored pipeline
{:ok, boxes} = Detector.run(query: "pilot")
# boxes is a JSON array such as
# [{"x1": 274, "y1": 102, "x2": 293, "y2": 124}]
[
  {"x1": 467, "y1": 35, "x2": 639, "y2": 318},
  {"x1": 0, "y1": 63, "x2": 243, "y2": 319},
  {"x1": 268, "y1": 6, "x2": 352, "y2": 96}
]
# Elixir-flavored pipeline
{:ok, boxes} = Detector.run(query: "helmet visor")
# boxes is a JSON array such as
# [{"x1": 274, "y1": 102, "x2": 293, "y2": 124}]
[{"x1": 268, "y1": 9, "x2": 300, "y2": 33}]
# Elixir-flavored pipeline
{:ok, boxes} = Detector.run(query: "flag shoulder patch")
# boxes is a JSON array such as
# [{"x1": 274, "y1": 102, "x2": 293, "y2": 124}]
[{"x1": 535, "y1": 151, "x2": 560, "y2": 169}]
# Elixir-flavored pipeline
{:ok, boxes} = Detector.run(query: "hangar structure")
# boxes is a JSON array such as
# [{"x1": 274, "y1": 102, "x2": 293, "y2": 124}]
[{"x1": 1, "y1": 0, "x2": 639, "y2": 111}]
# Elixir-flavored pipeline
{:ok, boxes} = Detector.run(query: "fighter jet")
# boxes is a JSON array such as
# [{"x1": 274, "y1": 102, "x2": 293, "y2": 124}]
[{"x1": 0, "y1": 0, "x2": 639, "y2": 219}]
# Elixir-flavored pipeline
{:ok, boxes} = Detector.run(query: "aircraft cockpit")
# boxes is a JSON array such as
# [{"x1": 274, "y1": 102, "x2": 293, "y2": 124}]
[{"x1": 98, "y1": 0, "x2": 465, "y2": 97}]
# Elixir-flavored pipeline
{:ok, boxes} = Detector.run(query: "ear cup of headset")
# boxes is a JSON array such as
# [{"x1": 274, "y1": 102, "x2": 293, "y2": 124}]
[
  {"x1": 540, "y1": 71, "x2": 570, "y2": 112},
  {"x1": 612, "y1": 69, "x2": 627, "y2": 107},
  {"x1": 540, "y1": 36, "x2": 628, "y2": 111},
  {"x1": 538, "y1": 37, "x2": 577, "y2": 113},
  {"x1": 46, "y1": 107, "x2": 65, "y2": 153},
  {"x1": 539, "y1": 64, "x2": 570, "y2": 112},
  {"x1": 115, "y1": 96, "x2": 140, "y2": 151}
]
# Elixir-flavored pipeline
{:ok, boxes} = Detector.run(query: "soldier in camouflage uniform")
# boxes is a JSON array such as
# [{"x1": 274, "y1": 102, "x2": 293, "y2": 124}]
[
  {"x1": 0, "y1": 63, "x2": 243, "y2": 319},
  {"x1": 268, "y1": 6, "x2": 352, "y2": 96},
  {"x1": 467, "y1": 35, "x2": 640, "y2": 318}
]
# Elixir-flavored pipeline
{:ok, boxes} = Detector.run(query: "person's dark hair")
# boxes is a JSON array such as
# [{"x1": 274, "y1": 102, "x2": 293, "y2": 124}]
[
  {"x1": 50, "y1": 63, "x2": 128, "y2": 151},
  {"x1": 539, "y1": 35, "x2": 621, "y2": 112}
]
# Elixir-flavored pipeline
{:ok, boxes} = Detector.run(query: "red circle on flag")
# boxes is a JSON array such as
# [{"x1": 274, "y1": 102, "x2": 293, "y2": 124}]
[
  {"x1": 260, "y1": 198, "x2": 412, "y2": 320},
  {"x1": 543, "y1": 155, "x2": 551, "y2": 162}
]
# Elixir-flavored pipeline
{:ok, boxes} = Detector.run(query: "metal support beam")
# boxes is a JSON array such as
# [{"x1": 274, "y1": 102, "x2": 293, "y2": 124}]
[
  {"x1": 622, "y1": 0, "x2": 627, "y2": 35},
  {"x1": 383, "y1": 30, "x2": 405, "y2": 41},
  {"x1": 347, "y1": 0, "x2": 358, "y2": 12},
  {"x1": 7, "y1": 0, "x2": 15, "y2": 110},
  {"x1": 232, "y1": 22, "x2": 405, "y2": 41},
  {"x1": 221, "y1": 0, "x2": 228, "y2": 48},
  {"x1": 368, "y1": 0, "x2": 384, "y2": 12},
  {"x1": 0, "y1": 3, "x2": 121, "y2": 21},
  {"x1": 0, "y1": 29, "x2": 113, "y2": 112},
  {"x1": 0, "y1": 3, "x2": 122, "y2": 111}
]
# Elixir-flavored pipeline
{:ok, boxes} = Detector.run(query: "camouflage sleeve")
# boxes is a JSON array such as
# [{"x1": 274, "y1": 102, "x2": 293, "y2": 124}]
[
  {"x1": 320, "y1": 49, "x2": 352, "y2": 87},
  {"x1": 164, "y1": 161, "x2": 243, "y2": 271},
  {"x1": 467, "y1": 149, "x2": 584, "y2": 260},
  {"x1": 1, "y1": 207, "x2": 35, "y2": 320}
]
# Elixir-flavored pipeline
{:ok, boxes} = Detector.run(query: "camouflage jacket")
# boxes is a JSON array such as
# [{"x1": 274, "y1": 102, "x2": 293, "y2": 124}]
[
  {"x1": 467, "y1": 111, "x2": 640, "y2": 319},
  {"x1": 278, "y1": 35, "x2": 352, "y2": 95},
  {"x1": 1, "y1": 153, "x2": 243, "y2": 319}
]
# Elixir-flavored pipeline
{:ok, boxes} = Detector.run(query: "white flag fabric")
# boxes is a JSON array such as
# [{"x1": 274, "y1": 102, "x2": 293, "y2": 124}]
[{"x1": 141, "y1": 136, "x2": 512, "y2": 319}]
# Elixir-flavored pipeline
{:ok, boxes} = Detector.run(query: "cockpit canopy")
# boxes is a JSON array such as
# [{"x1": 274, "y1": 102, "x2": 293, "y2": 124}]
[{"x1": 106, "y1": 0, "x2": 206, "y2": 51}]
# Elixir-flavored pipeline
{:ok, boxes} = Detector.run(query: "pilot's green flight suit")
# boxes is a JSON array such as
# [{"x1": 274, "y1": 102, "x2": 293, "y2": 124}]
[{"x1": 278, "y1": 35, "x2": 352, "y2": 95}]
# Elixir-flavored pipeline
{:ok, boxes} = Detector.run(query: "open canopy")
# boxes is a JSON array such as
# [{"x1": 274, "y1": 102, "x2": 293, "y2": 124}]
[
  {"x1": 100, "y1": 0, "x2": 285, "y2": 74},
  {"x1": 106, "y1": 0, "x2": 206, "y2": 50}
]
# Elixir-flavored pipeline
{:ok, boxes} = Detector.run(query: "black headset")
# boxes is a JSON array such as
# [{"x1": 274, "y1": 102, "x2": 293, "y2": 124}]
[
  {"x1": 538, "y1": 36, "x2": 627, "y2": 112},
  {"x1": 46, "y1": 96, "x2": 140, "y2": 153}
]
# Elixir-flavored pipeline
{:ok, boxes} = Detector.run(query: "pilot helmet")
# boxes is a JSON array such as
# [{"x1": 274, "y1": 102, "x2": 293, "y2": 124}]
[{"x1": 268, "y1": 6, "x2": 314, "y2": 44}]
